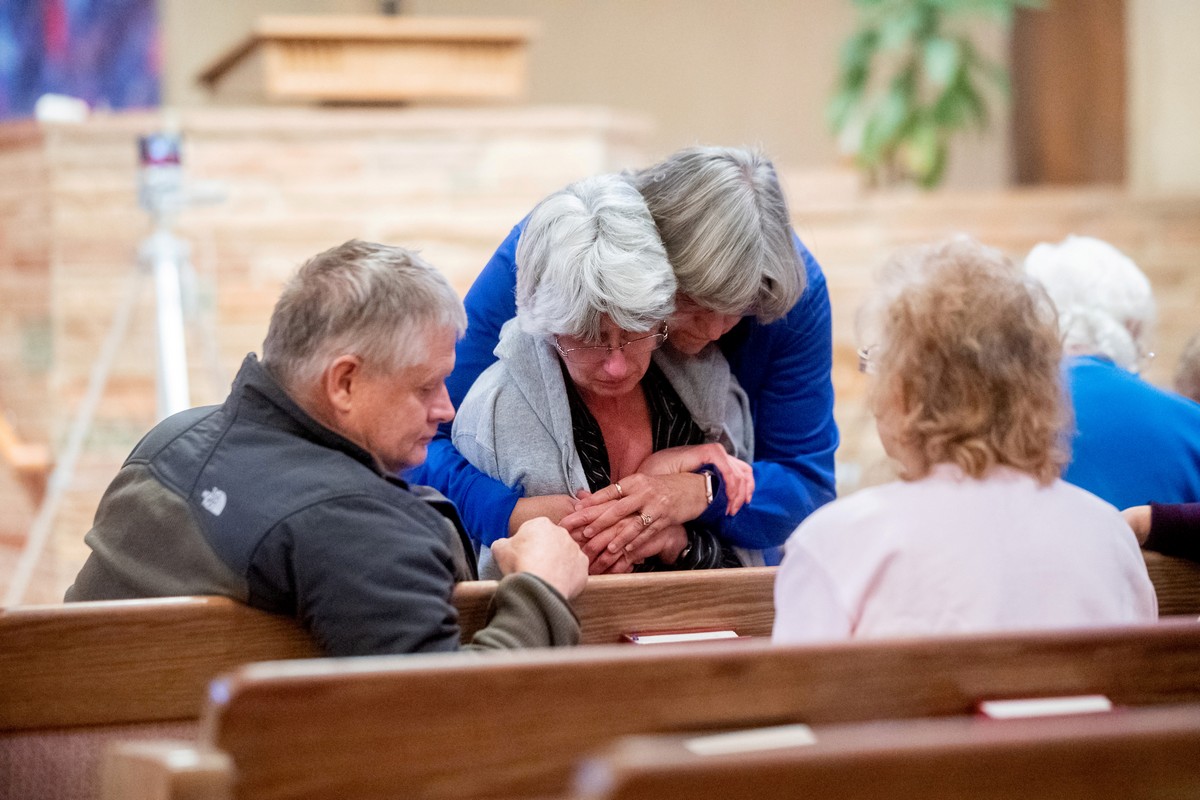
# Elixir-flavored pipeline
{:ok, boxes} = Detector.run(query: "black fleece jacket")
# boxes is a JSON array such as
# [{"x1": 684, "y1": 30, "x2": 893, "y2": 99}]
[{"x1": 67, "y1": 354, "x2": 579, "y2": 656}]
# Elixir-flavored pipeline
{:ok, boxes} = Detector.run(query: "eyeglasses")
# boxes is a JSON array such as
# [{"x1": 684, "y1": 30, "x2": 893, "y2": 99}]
[
  {"x1": 555, "y1": 326, "x2": 669, "y2": 365},
  {"x1": 857, "y1": 345, "x2": 877, "y2": 375}
]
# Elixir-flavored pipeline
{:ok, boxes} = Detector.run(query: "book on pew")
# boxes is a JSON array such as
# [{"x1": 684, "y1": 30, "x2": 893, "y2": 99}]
[{"x1": 620, "y1": 630, "x2": 740, "y2": 644}]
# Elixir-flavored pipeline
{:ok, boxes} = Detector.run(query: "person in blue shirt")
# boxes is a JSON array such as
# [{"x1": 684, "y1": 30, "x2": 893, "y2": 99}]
[
  {"x1": 411, "y1": 146, "x2": 839, "y2": 565},
  {"x1": 1025, "y1": 235, "x2": 1200, "y2": 510}
]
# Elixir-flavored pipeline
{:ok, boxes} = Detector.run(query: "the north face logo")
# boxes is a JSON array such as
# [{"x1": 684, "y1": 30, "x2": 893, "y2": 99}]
[{"x1": 200, "y1": 487, "x2": 227, "y2": 516}]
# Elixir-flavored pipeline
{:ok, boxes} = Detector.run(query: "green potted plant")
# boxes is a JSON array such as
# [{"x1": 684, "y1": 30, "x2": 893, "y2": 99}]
[{"x1": 830, "y1": 0, "x2": 1040, "y2": 188}]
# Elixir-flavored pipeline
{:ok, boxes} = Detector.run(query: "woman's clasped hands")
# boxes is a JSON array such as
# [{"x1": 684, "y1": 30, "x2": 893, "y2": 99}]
[{"x1": 559, "y1": 443, "x2": 754, "y2": 574}]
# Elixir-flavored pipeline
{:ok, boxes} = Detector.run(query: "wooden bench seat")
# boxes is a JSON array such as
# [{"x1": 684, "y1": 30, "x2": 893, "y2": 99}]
[
  {"x1": 0, "y1": 597, "x2": 319, "y2": 800},
  {"x1": 1, "y1": 568, "x2": 775, "y2": 732},
  {"x1": 577, "y1": 703, "x2": 1200, "y2": 800},
  {"x1": 0, "y1": 597, "x2": 320, "y2": 732},
  {"x1": 454, "y1": 567, "x2": 776, "y2": 643},
  {"x1": 1, "y1": 568, "x2": 775, "y2": 800},
  {"x1": 1142, "y1": 549, "x2": 1200, "y2": 617},
  {"x1": 102, "y1": 618, "x2": 1200, "y2": 800}
]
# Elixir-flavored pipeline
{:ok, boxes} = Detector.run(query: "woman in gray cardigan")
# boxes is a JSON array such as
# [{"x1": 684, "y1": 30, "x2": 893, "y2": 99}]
[{"x1": 453, "y1": 174, "x2": 757, "y2": 576}]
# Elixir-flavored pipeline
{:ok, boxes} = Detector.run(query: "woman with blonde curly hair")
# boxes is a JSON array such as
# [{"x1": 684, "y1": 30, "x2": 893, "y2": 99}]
[{"x1": 773, "y1": 238, "x2": 1157, "y2": 643}]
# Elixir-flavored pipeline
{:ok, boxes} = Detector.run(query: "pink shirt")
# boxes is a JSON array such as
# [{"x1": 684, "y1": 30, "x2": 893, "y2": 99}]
[{"x1": 773, "y1": 464, "x2": 1158, "y2": 644}]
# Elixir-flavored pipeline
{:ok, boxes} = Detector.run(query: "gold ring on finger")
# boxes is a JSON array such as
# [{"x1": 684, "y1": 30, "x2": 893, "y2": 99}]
[{"x1": 639, "y1": 512, "x2": 653, "y2": 527}]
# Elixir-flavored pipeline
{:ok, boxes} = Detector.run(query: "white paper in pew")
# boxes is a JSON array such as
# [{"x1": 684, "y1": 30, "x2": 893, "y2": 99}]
[
  {"x1": 977, "y1": 694, "x2": 1114, "y2": 719},
  {"x1": 683, "y1": 723, "x2": 818, "y2": 756}
]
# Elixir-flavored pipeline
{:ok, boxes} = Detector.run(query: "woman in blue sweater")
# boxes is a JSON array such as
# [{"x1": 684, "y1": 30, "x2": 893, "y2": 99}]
[{"x1": 412, "y1": 146, "x2": 838, "y2": 565}]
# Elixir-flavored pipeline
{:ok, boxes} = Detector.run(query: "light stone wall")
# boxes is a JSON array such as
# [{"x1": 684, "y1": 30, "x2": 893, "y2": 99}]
[{"x1": 0, "y1": 106, "x2": 651, "y2": 603}]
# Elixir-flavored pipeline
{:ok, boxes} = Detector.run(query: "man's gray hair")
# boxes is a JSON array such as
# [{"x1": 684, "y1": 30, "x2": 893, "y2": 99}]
[
  {"x1": 262, "y1": 240, "x2": 466, "y2": 390},
  {"x1": 631, "y1": 146, "x2": 804, "y2": 322},
  {"x1": 516, "y1": 173, "x2": 675, "y2": 340},
  {"x1": 1024, "y1": 235, "x2": 1155, "y2": 372}
]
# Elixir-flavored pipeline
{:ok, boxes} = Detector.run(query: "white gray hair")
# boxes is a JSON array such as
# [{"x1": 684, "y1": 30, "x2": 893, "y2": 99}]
[
  {"x1": 262, "y1": 240, "x2": 466, "y2": 390},
  {"x1": 631, "y1": 146, "x2": 804, "y2": 322},
  {"x1": 1024, "y1": 235, "x2": 1155, "y2": 372},
  {"x1": 516, "y1": 173, "x2": 675, "y2": 340}
]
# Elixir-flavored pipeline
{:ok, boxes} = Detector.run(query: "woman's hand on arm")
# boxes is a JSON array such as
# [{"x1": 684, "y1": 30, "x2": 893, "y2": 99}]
[
  {"x1": 636, "y1": 443, "x2": 754, "y2": 515},
  {"x1": 507, "y1": 494, "x2": 639, "y2": 574},
  {"x1": 562, "y1": 472, "x2": 703, "y2": 538},
  {"x1": 560, "y1": 472, "x2": 706, "y2": 568},
  {"x1": 558, "y1": 443, "x2": 754, "y2": 545}
]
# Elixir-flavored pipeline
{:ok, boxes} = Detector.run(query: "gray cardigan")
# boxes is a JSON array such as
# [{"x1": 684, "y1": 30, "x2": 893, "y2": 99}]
[{"x1": 453, "y1": 320, "x2": 756, "y2": 573}]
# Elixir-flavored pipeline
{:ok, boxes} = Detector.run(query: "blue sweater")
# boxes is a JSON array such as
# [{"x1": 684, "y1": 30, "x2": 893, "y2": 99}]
[
  {"x1": 411, "y1": 221, "x2": 839, "y2": 561},
  {"x1": 1063, "y1": 355, "x2": 1200, "y2": 509}
]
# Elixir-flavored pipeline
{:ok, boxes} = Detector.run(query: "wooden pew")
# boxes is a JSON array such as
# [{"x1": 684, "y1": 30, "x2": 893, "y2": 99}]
[
  {"x1": 575, "y1": 704, "x2": 1200, "y2": 800},
  {"x1": 455, "y1": 567, "x2": 777, "y2": 642},
  {"x1": 0, "y1": 597, "x2": 320, "y2": 800},
  {"x1": 1, "y1": 569, "x2": 775, "y2": 800},
  {"x1": 1, "y1": 567, "x2": 775, "y2": 730},
  {"x1": 0, "y1": 597, "x2": 320, "y2": 732},
  {"x1": 101, "y1": 619, "x2": 1200, "y2": 800},
  {"x1": 1143, "y1": 549, "x2": 1200, "y2": 618}
]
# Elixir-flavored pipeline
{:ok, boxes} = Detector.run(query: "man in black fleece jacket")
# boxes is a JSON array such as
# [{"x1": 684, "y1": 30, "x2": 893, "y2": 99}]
[{"x1": 66, "y1": 240, "x2": 586, "y2": 656}]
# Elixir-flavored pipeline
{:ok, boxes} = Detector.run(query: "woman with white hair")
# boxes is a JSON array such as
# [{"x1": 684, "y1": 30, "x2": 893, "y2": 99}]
[
  {"x1": 773, "y1": 238, "x2": 1157, "y2": 643},
  {"x1": 1024, "y1": 235, "x2": 1200, "y2": 509},
  {"x1": 453, "y1": 174, "x2": 757, "y2": 575},
  {"x1": 415, "y1": 146, "x2": 837, "y2": 567}
]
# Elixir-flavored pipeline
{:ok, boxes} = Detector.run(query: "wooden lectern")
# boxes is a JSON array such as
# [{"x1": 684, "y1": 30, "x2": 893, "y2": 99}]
[{"x1": 198, "y1": 15, "x2": 537, "y2": 105}]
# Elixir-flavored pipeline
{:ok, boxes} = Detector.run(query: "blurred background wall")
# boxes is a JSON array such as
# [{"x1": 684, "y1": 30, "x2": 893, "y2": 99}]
[{"x1": 159, "y1": 0, "x2": 1200, "y2": 194}]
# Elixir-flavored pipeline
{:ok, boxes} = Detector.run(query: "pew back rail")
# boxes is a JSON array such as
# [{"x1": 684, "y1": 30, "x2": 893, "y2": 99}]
[
  {"x1": 106, "y1": 619, "x2": 1200, "y2": 800},
  {"x1": 0, "y1": 597, "x2": 320, "y2": 731},
  {"x1": 577, "y1": 704, "x2": 1200, "y2": 800},
  {"x1": 0, "y1": 568, "x2": 777, "y2": 733},
  {"x1": 454, "y1": 567, "x2": 777, "y2": 643}
]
